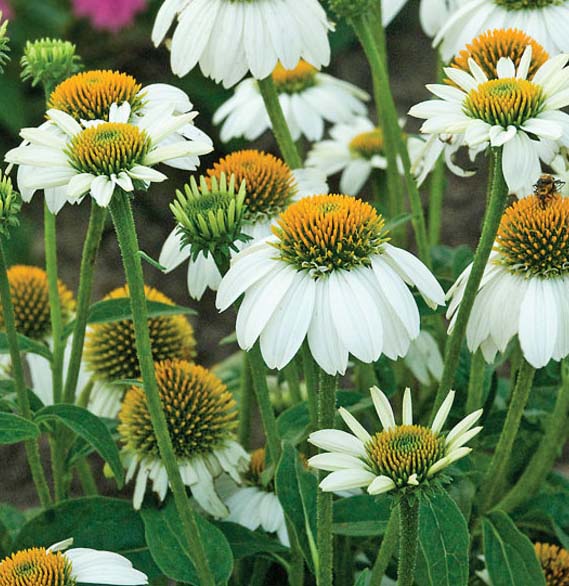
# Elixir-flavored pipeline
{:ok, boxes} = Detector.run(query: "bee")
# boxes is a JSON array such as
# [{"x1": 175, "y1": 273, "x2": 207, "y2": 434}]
[{"x1": 533, "y1": 174, "x2": 565, "y2": 208}]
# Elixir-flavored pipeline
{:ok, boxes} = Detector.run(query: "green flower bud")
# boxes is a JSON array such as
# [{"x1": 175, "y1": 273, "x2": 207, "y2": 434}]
[
  {"x1": 328, "y1": 0, "x2": 373, "y2": 19},
  {"x1": 170, "y1": 173, "x2": 249, "y2": 271},
  {"x1": 0, "y1": 12, "x2": 10, "y2": 74},
  {"x1": 21, "y1": 38, "x2": 82, "y2": 93},
  {"x1": 0, "y1": 170, "x2": 22, "y2": 238}
]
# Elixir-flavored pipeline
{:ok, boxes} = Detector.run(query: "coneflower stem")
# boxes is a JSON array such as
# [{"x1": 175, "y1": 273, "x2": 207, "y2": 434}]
[
  {"x1": 238, "y1": 352, "x2": 253, "y2": 450},
  {"x1": 302, "y1": 342, "x2": 319, "y2": 430},
  {"x1": 258, "y1": 76, "x2": 302, "y2": 169},
  {"x1": 370, "y1": 506, "x2": 399, "y2": 585},
  {"x1": 316, "y1": 370, "x2": 337, "y2": 586},
  {"x1": 0, "y1": 242, "x2": 52, "y2": 507},
  {"x1": 63, "y1": 203, "x2": 107, "y2": 404},
  {"x1": 109, "y1": 190, "x2": 216, "y2": 586},
  {"x1": 430, "y1": 148, "x2": 508, "y2": 420},
  {"x1": 497, "y1": 359, "x2": 569, "y2": 513},
  {"x1": 397, "y1": 497, "x2": 420, "y2": 586},
  {"x1": 351, "y1": 14, "x2": 430, "y2": 266},
  {"x1": 75, "y1": 457, "x2": 99, "y2": 496},
  {"x1": 247, "y1": 343, "x2": 282, "y2": 465},
  {"x1": 479, "y1": 359, "x2": 535, "y2": 512},
  {"x1": 466, "y1": 350, "x2": 487, "y2": 414},
  {"x1": 284, "y1": 360, "x2": 303, "y2": 404}
]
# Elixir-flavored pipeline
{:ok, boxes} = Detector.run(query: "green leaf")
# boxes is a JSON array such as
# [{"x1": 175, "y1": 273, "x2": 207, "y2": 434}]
[
  {"x1": 416, "y1": 491, "x2": 469, "y2": 586},
  {"x1": 211, "y1": 521, "x2": 288, "y2": 559},
  {"x1": 0, "y1": 412, "x2": 40, "y2": 444},
  {"x1": 0, "y1": 504, "x2": 26, "y2": 557},
  {"x1": 63, "y1": 298, "x2": 196, "y2": 336},
  {"x1": 0, "y1": 333, "x2": 52, "y2": 360},
  {"x1": 138, "y1": 250, "x2": 166, "y2": 271},
  {"x1": 355, "y1": 569, "x2": 371, "y2": 586},
  {"x1": 333, "y1": 495, "x2": 392, "y2": 537},
  {"x1": 13, "y1": 497, "x2": 159, "y2": 578},
  {"x1": 277, "y1": 402, "x2": 310, "y2": 446},
  {"x1": 482, "y1": 511, "x2": 546, "y2": 586},
  {"x1": 34, "y1": 405, "x2": 124, "y2": 487},
  {"x1": 275, "y1": 442, "x2": 318, "y2": 572},
  {"x1": 141, "y1": 499, "x2": 233, "y2": 585}
]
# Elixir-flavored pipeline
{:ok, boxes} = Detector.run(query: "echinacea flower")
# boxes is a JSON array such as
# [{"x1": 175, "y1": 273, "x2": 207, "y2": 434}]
[
  {"x1": 409, "y1": 45, "x2": 569, "y2": 196},
  {"x1": 216, "y1": 194, "x2": 445, "y2": 375},
  {"x1": 5, "y1": 106, "x2": 212, "y2": 212},
  {"x1": 308, "y1": 387, "x2": 482, "y2": 495},
  {"x1": 160, "y1": 149, "x2": 328, "y2": 300},
  {"x1": 118, "y1": 359, "x2": 249, "y2": 514},
  {"x1": 535, "y1": 542, "x2": 569, "y2": 585},
  {"x1": 84, "y1": 284, "x2": 196, "y2": 418},
  {"x1": 435, "y1": 0, "x2": 569, "y2": 60},
  {"x1": 217, "y1": 448, "x2": 289, "y2": 545},
  {"x1": 152, "y1": 0, "x2": 332, "y2": 88},
  {"x1": 213, "y1": 60, "x2": 369, "y2": 143},
  {"x1": 0, "y1": 538, "x2": 147, "y2": 585},
  {"x1": 72, "y1": 0, "x2": 147, "y2": 33},
  {"x1": 447, "y1": 191, "x2": 569, "y2": 368},
  {"x1": 306, "y1": 117, "x2": 396, "y2": 195}
]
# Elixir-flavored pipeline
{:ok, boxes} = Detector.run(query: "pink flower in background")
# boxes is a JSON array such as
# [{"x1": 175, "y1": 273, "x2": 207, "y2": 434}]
[
  {"x1": 0, "y1": 0, "x2": 12, "y2": 19},
  {"x1": 72, "y1": 0, "x2": 146, "y2": 32}
]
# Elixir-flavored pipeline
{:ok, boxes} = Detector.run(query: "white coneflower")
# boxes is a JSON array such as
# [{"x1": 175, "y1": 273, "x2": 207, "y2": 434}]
[
  {"x1": 306, "y1": 117, "x2": 389, "y2": 196},
  {"x1": 214, "y1": 60, "x2": 369, "y2": 143},
  {"x1": 308, "y1": 387, "x2": 482, "y2": 494},
  {"x1": 159, "y1": 149, "x2": 328, "y2": 300},
  {"x1": 447, "y1": 190, "x2": 569, "y2": 368},
  {"x1": 151, "y1": 0, "x2": 332, "y2": 88},
  {"x1": 5, "y1": 105, "x2": 212, "y2": 212},
  {"x1": 0, "y1": 538, "x2": 147, "y2": 585},
  {"x1": 118, "y1": 359, "x2": 249, "y2": 515},
  {"x1": 84, "y1": 284, "x2": 196, "y2": 418},
  {"x1": 217, "y1": 448, "x2": 289, "y2": 545},
  {"x1": 409, "y1": 45, "x2": 569, "y2": 196},
  {"x1": 216, "y1": 194, "x2": 445, "y2": 375},
  {"x1": 435, "y1": 0, "x2": 569, "y2": 60}
]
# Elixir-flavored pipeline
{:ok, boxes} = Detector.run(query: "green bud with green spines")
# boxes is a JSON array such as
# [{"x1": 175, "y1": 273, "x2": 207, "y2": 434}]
[
  {"x1": 0, "y1": 12, "x2": 10, "y2": 74},
  {"x1": 0, "y1": 170, "x2": 22, "y2": 238}
]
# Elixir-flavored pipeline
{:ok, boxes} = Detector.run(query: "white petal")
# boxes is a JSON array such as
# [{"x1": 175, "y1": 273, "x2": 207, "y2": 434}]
[
  {"x1": 308, "y1": 429, "x2": 366, "y2": 457},
  {"x1": 370, "y1": 386, "x2": 396, "y2": 430},
  {"x1": 308, "y1": 453, "x2": 367, "y2": 472},
  {"x1": 402, "y1": 388, "x2": 413, "y2": 425},
  {"x1": 431, "y1": 390, "x2": 455, "y2": 434},
  {"x1": 319, "y1": 469, "x2": 376, "y2": 492},
  {"x1": 338, "y1": 407, "x2": 371, "y2": 443},
  {"x1": 367, "y1": 475, "x2": 396, "y2": 496}
]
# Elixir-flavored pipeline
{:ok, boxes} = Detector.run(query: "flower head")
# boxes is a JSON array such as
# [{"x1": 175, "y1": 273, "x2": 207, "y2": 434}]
[
  {"x1": 0, "y1": 265, "x2": 74, "y2": 341},
  {"x1": 214, "y1": 62, "x2": 368, "y2": 143},
  {"x1": 451, "y1": 28, "x2": 548, "y2": 80},
  {"x1": 5, "y1": 106, "x2": 212, "y2": 212},
  {"x1": 152, "y1": 0, "x2": 332, "y2": 88},
  {"x1": 447, "y1": 188, "x2": 569, "y2": 367},
  {"x1": 409, "y1": 49, "x2": 569, "y2": 195},
  {"x1": 0, "y1": 170, "x2": 21, "y2": 237},
  {"x1": 217, "y1": 194, "x2": 445, "y2": 375},
  {"x1": 119, "y1": 359, "x2": 249, "y2": 514},
  {"x1": 170, "y1": 172, "x2": 248, "y2": 264},
  {"x1": 309, "y1": 387, "x2": 482, "y2": 495},
  {"x1": 72, "y1": 0, "x2": 147, "y2": 33},
  {"x1": 20, "y1": 38, "x2": 81, "y2": 90},
  {"x1": 0, "y1": 538, "x2": 148, "y2": 585},
  {"x1": 535, "y1": 542, "x2": 569, "y2": 586}
]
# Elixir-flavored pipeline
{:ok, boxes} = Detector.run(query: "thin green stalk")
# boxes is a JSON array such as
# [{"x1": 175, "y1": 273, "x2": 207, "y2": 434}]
[
  {"x1": 351, "y1": 14, "x2": 429, "y2": 264},
  {"x1": 247, "y1": 342, "x2": 282, "y2": 465},
  {"x1": 479, "y1": 359, "x2": 535, "y2": 512},
  {"x1": 466, "y1": 350, "x2": 487, "y2": 414},
  {"x1": 0, "y1": 243, "x2": 52, "y2": 507},
  {"x1": 355, "y1": 360, "x2": 378, "y2": 394},
  {"x1": 334, "y1": 536, "x2": 352, "y2": 586},
  {"x1": 109, "y1": 190, "x2": 215, "y2": 586},
  {"x1": 258, "y1": 76, "x2": 302, "y2": 169},
  {"x1": 284, "y1": 360, "x2": 303, "y2": 404},
  {"x1": 397, "y1": 498, "x2": 419, "y2": 586},
  {"x1": 370, "y1": 506, "x2": 399, "y2": 585},
  {"x1": 75, "y1": 457, "x2": 99, "y2": 496},
  {"x1": 431, "y1": 149, "x2": 508, "y2": 419},
  {"x1": 288, "y1": 527, "x2": 305, "y2": 586},
  {"x1": 497, "y1": 360, "x2": 569, "y2": 513},
  {"x1": 63, "y1": 203, "x2": 106, "y2": 404},
  {"x1": 250, "y1": 557, "x2": 271, "y2": 586},
  {"x1": 302, "y1": 342, "x2": 318, "y2": 429},
  {"x1": 238, "y1": 352, "x2": 253, "y2": 450},
  {"x1": 316, "y1": 370, "x2": 337, "y2": 586}
]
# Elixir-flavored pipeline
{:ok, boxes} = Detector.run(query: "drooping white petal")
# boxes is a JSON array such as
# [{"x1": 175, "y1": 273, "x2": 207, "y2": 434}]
[
  {"x1": 367, "y1": 475, "x2": 397, "y2": 496},
  {"x1": 308, "y1": 429, "x2": 366, "y2": 457},
  {"x1": 319, "y1": 469, "x2": 376, "y2": 492},
  {"x1": 308, "y1": 453, "x2": 367, "y2": 472}
]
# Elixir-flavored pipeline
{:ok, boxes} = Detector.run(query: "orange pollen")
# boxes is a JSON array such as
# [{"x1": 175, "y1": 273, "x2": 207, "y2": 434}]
[
  {"x1": 48, "y1": 69, "x2": 143, "y2": 121},
  {"x1": 271, "y1": 60, "x2": 318, "y2": 93},
  {"x1": 535, "y1": 543, "x2": 569, "y2": 586},
  {"x1": 249, "y1": 448, "x2": 266, "y2": 479},
  {"x1": 207, "y1": 149, "x2": 296, "y2": 220},
  {"x1": 349, "y1": 128, "x2": 384, "y2": 159},
  {"x1": 0, "y1": 547, "x2": 75, "y2": 586},
  {"x1": 451, "y1": 28, "x2": 549, "y2": 80}
]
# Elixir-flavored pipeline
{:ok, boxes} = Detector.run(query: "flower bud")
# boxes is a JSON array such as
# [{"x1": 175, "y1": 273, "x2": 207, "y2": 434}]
[{"x1": 0, "y1": 170, "x2": 21, "y2": 238}]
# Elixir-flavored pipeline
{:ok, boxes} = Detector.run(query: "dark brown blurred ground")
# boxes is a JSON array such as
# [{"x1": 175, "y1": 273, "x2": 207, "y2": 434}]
[{"x1": 0, "y1": 3, "x2": 490, "y2": 509}]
